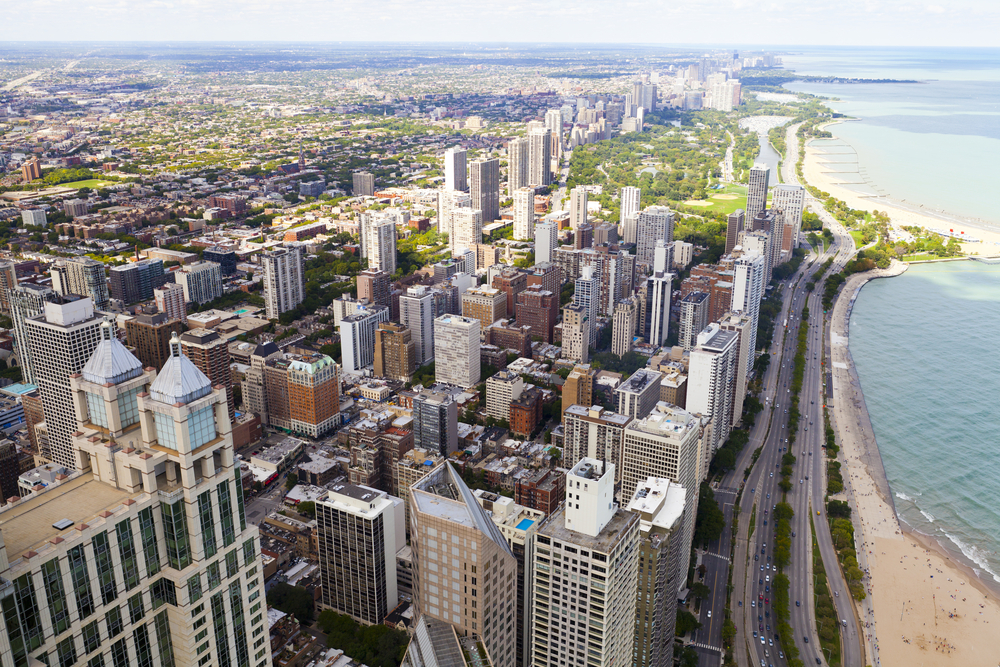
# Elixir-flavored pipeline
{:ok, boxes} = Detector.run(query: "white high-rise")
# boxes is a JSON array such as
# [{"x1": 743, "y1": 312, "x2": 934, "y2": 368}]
[
  {"x1": 619, "y1": 186, "x2": 640, "y2": 232},
  {"x1": 451, "y1": 207, "x2": 483, "y2": 255},
  {"x1": 545, "y1": 108, "x2": 563, "y2": 161},
  {"x1": 741, "y1": 230, "x2": 772, "y2": 284},
  {"x1": 25, "y1": 296, "x2": 103, "y2": 467},
  {"x1": 746, "y1": 163, "x2": 769, "y2": 222},
  {"x1": 731, "y1": 249, "x2": 766, "y2": 374},
  {"x1": 635, "y1": 206, "x2": 675, "y2": 266},
  {"x1": 444, "y1": 147, "x2": 467, "y2": 192},
  {"x1": 154, "y1": 282, "x2": 186, "y2": 323},
  {"x1": 612, "y1": 296, "x2": 638, "y2": 357},
  {"x1": 9, "y1": 283, "x2": 55, "y2": 385},
  {"x1": 360, "y1": 213, "x2": 398, "y2": 275},
  {"x1": 773, "y1": 183, "x2": 806, "y2": 254},
  {"x1": 470, "y1": 157, "x2": 500, "y2": 224},
  {"x1": 433, "y1": 314, "x2": 480, "y2": 388},
  {"x1": 528, "y1": 127, "x2": 552, "y2": 187},
  {"x1": 513, "y1": 187, "x2": 535, "y2": 240},
  {"x1": 530, "y1": 459, "x2": 640, "y2": 667},
  {"x1": 438, "y1": 188, "x2": 471, "y2": 238},
  {"x1": 688, "y1": 323, "x2": 739, "y2": 455},
  {"x1": 262, "y1": 245, "x2": 305, "y2": 320},
  {"x1": 569, "y1": 186, "x2": 588, "y2": 230},
  {"x1": 573, "y1": 266, "x2": 599, "y2": 344},
  {"x1": 534, "y1": 221, "x2": 557, "y2": 264},
  {"x1": 508, "y1": 136, "x2": 530, "y2": 194},
  {"x1": 400, "y1": 286, "x2": 436, "y2": 365},
  {"x1": 340, "y1": 305, "x2": 391, "y2": 373},
  {"x1": 645, "y1": 241, "x2": 672, "y2": 347}
]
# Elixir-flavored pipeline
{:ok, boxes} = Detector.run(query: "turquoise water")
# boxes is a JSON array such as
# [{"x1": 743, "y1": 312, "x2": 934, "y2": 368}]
[
  {"x1": 781, "y1": 47, "x2": 1000, "y2": 227},
  {"x1": 849, "y1": 261, "x2": 1000, "y2": 582}
]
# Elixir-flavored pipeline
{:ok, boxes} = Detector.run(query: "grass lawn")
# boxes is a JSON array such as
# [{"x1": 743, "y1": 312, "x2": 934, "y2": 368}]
[
  {"x1": 58, "y1": 179, "x2": 115, "y2": 190},
  {"x1": 903, "y1": 253, "x2": 947, "y2": 262},
  {"x1": 849, "y1": 230, "x2": 866, "y2": 247}
]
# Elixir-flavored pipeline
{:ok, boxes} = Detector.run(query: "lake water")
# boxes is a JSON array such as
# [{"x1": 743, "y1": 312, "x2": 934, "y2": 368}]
[
  {"x1": 781, "y1": 47, "x2": 1000, "y2": 228},
  {"x1": 849, "y1": 261, "x2": 1000, "y2": 583}
]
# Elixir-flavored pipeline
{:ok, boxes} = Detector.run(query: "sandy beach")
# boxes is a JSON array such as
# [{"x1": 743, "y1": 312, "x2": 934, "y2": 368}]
[
  {"x1": 828, "y1": 264, "x2": 1000, "y2": 666},
  {"x1": 802, "y1": 124, "x2": 1000, "y2": 256}
]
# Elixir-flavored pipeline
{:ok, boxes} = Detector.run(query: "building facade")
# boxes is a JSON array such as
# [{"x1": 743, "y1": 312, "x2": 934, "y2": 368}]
[
  {"x1": 262, "y1": 246, "x2": 305, "y2": 320},
  {"x1": 433, "y1": 315, "x2": 480, "y2": 388}
]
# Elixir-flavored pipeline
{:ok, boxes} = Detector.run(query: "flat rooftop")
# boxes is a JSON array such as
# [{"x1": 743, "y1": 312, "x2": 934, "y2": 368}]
[
  {"x1": 539, "y1": 503, "x2": 638, "y2": 554},
  {"x1": 0, "y1": 474, "x2": 134, "y2": 557}
]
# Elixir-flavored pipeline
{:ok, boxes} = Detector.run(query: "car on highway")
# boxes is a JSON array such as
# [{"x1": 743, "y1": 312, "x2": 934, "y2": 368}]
[
  {"x1": 765, "y1": 575, "x2": 770, "y2": 582},
  {"x1": 796, "y1": 601, "x2": 800, "y2": 607},
  {"x1": 760, "y1": 565, "x2": 764, "y2": 571},
  {"x1": 759, "y1": 578, "x2": 763, "y2": 585},
  {"x1": 752, "y1": 600, "x2": 756, "y2": 607},
  {"x1": 803, "y1": 636, "x2": 809, "y2": 643},
  {"x1": 753, "y1": 631, "x2": 757, "y2": 638},
  {"x1": 760, "y1": 637, "x2": 765, "y2": 645},
  {"x1": 755, "y1": 554, "x2": 759, "y2": 561},
  {"x1": 707, "y1": 610, "x2": 711, "y2": 618}
]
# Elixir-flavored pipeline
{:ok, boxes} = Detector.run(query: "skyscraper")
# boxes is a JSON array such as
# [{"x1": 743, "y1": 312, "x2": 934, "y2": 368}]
[
  {"x1": 353, "y1": 171, "x2": 376, "y2": 196},
  {"x1": 611, "y1": 296, "x2": 638, "y2": 358},
  {"x1": 470, "y1": 157, "x2": 500, "y2": 224},
  {"x1": 725, "y1": 208, "x2": 745, "y2": 256},
  {"x1": 0, "y1": 260, "x2": 17, "y2": 314},
  {"x1": 340, "y1": 306, "x2": 391, "y2": 373},
  {"x1": 176, "y1": 260, "x2": 223, "y2": 305},
  {"x1": 486, "y1": 369, "x2": 524, "y2": 422},
  {"x1": 25, "y1": 296, "x2": 103, "y2": 468},
  {"x1": 461, "y1": 286, "x2": 506, "y2": 327},
  {"x1": 262, "y1": 349, "x2": 341, "y2": 438},
  {"x1": 507, "y1": 136, "x2": 530, "y2": 194},
  {"x1": 8, "y1": 283, "x2": 55, "y2": 385},
  {"x1": 181, "y1": 327, "x2": 236, "y2": 422},
  {"x1": 569, "y1": 186, "x2": 588, "y2": 230},
  {"x1": 561, "y1": 405, "x2": 632, "y2": 481},
  {"x1": 513, "y1": 187, "x2": 535, "y2": 240},
  {"x1": 317, "y1": 483, "x2": 404, "y2": 625},
  {"x1": 616, "y1": 368, "x2": 663, "y2": 421},
  {"x1": 678, "y1": 291, "x2": 710, "y2": 351},
  {"x1": 628, "y1": 477, "x2": 687, "y2": 667},
  {"x1": 528, "y1": 127, "x2": 552, "y2": 187},
  {"x1": 438, "y1": 188, "x2": 471, "y2": 238},
  {"x1": 109, "y1": 258, "x2": 166, "y2": 305},
  {"x1": 412, "y1": 390, "x2": 458, "y2": 457},
  {"x1": 262, "y1": 246, "x2": 305, "y2": 320},
  {"x1": 688, "y1": 323, "x2": 739, "y2": 455},
  {"x1": 360, "y1": 212, "x2": 398, "y2": 275},
  {"x1": 400, "y1": 285, "x2": 436, "y2": 365},
  {"x1": 433, "y1": 314, "x2": 480, "y2": 387},
  {"x1": 124, "y1": 312, "x2": 177, "y2": 371},
  {"x1": 645, "y1": 241, "x2": 672, "y2": 348},
  {"x1": 357, "y1": 268, "x2": 391, "y2": 309},
  {"x1": 719, "y1": 311, "x2": 753, "y2": 426},
  {"x1": 154, "y1": 282, "x2": 186, "y2": 323},
  {"x1": 534, "y1": 220, "x2": 557, "y2": 264},
  {"x1": 374, "y1": 322, "x2": 417, "y2": 382},
  {"x1": 772, "y1": 183, "x2": 806, "y2": 255},
  {"x1": 573, "y1": 266, "x2": 599, "y2": 343},
  {"x1": 561, "y1": 304, "x2": 590, "y2": 364},
  {"x1": 731, "y1": 249, "x2": 766, "y2": 374},
  {"x1": 619, "y1": 186, "x2": 641, "y2": 232},
  {"x1": 545, "y1": 108, "x2": 564, "y2": 161},
  {"x1": 746, "y1": 163, "x2": 770, "y2": 222},
  {"x1": 450, "y1": 207, "x2": 483, "y2": 255},
  {"x1": 561, "y1": 364, "x2": 595, "y2": 418},
  {"x1": 51, "y1": 257, "x2": 110, "y2": 310},
  {"x1": 411, "y1": 463, "x2": 518, "y2": 667},
  {"x1": 530, "y1": 459, "x2": 640, "y2": 667},
  {"x1": 635, "y1": 206, "x2": 675, "y2": 266},
  {"x1": 444, "y1": 147, "x2": 468, "y2": 192}
]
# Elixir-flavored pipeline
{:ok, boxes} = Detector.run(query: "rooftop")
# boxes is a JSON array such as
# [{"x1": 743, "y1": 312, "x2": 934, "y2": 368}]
[
  {"x1": 618, "y1": 368, "x2": 661, "y2": 394},
  {"x1": 0, "y1": 473, "x2": 134, "y2": 557},
  {"x1": 626, "y1": 477, "x2": 686, "y2": 532},
  {"x1": 563, "y1": 404, "x2": 631, "y2": 427},
  {"x1": 538, "y1": 501, "x2": 638, "y2": 554},
  {"x1": 627, "y1": 402, "x2": 698, "y2": 439}
]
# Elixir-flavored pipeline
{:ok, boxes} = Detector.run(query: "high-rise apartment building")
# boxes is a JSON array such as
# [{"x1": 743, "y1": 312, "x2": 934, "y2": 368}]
[
  {"x1": 752, "y1": 209, "x2": 783, "y2": 272},
  {"x1": 353, "y1": 171, "x2": 375, "y2": 196},
  {"x1": 437, "y1": 188, "x2": 471, "y2": 239},
  {"x1": 628, "y1": 477, "x2": 687, "y2": 667},
  {"x1": 731, "y1": 249, "x2": 766, "y2": 374},
  {"x1": 740, "y1": 229, "x2": 772, "y2": 285},
  {"x1": 569, "y1": 186, "x2": 588, "y2": 230},
  {"x1": 622, "y1": 402, "x2": 703, "y2": 587},
  {"x1": 616, "y1": 369, "x2": 663, "y2": 421},
  {"x1": 8, "y1": 283, "x2": 55, "y2": 385},
  {"x1": 486, "y1": 370, "x2": 524, "y2": 422},
  {"x1": 400, "y1": 285, "x2": 436, "y2": 365},
  {"x1": 360, "y1": 212, "x2": 398, "y2": 275},
  {"x1": 262, "y1": 246, "x2": 305, "y2": 320},
  {"x1": 644, "y1": 242, "x2": 672, "y2": 348},
  {"x1": 719, "y1": 312, "x2": 753, "y2": 426},
  {"x1": 620, "y1": 186, "x2": 641, "y2": 232},
  {"x1": 25, "y1": 296, "x2": 103, "y2": 467},
  {"x1": 263, "y1": 349, "x2": 340, "y2": 437},
  {"x1": 611, "y1": 296, "x2": 638, "y2": 358},
  {"x1": 412, "y1": 390, "x2": 458, "y2": 457},
  {"x1": 181, "y1": 327, "x2": 236, "y2": 422},
  {"x1": 561, "y1": 405, "x2": 632, "y2": 484},
  {"x1": 154, "y1": 282, "x2": 186, "y2": 323},
  {"x1": 374, "y1": 322, "x2": 417, "y2": 382},
  {"x1": 433, "y1": 314, "x2": 480, "y2": 388},
  {"x1": 470, "y1": 157, "x2": 500, "y2": 224},
  {"x1": 203, "y1": 246, "x2": 237, "y2": 275},
  {"x1": 534, "y1": 221, "x2": 557, "y2": 264},
  {"x1": 679, "y1": 291, "x2": 710, "y2": 351},
  {"x1": 411, "y1": 463, "x2": 518, "y2": 667},
  {"x1": 0, "y1": 260, "x2": 17, "y2": 315},
  {"x1": 512, "y1": 187, "x2": 535, "y2": 241},
  {"x1": 176, "y1": 260, "x2": 222, "y2": 305},
  {"x1": 51, "y1": 257, "x2": 110, "y2": 310},
  {"x1": 444, "y1": 147, "x2": 468, "y2": 192},
  {"x1": 528, "y1": 127, "x2": 552, "y2": 187},
  {"x1": 635, "y1": 206, "x2": 675, "y2": 266},
  {"x1": 515, "y1": 288, "x2": 557, "y2": 343},
  {"x1": 688, "y1": 323, "x2": 739, "y2": 455},
  {"x1": 450, "y1": 207, "x2": 483, "y2": 255},
  {"x1": 545, "y1": 108, "x2": 564, "y2": 161},
  {"x1": 746, "y1": 163, "x2": 770, "y2": 222},
  {"x1": 573, "y1": 266, "x2": 599, "y2": 344},
  {"x1": 109, "y1": 258, "x2": 166, "y2": 305},
  {"x1": 21, "y1": 208, "x2": 46, "y2": 227},
  {"x1": 357, "y1": 268, "x2": 391, "y2": 309},
  {"x1": 530, "y1": 459, "x2": 640, "y2": 667},
  {"x1": 124, "y1": 312, "x2": 178, "y2": 371},
  {"x1": 508, "y1": 137, "x2": 530, "y2": 194},
  {"x1": 317, "y1": 483, "x2": 404, "y2": 625},
  {"x1": 340, "y1": 306, "x2": 391, "y2": 373},
  {"x1": 561, "y1": 304, "x2": 590, "y2": 364},
  {"x1": 492, "y1": 267, "x2": 527, "y2": 317},
  {"x1": 561, "y1": 364, "x2": 595, "y2": 418},
  {"x1": 726, "y1": 208, "x2": 745, "y2": 256},
  {"x1": 461, "y1": 286, "x2": 506, "y2": 328},
  {"x1": 772, "y1": 183, "x2": 806, "y2": 254}
]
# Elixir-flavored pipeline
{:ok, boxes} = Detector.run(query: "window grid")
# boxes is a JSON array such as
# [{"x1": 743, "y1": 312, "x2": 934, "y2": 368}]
[
  {"x1": 242, "y1": 539, "x2": 256, "y2": 568},
  {"x1": 225, "y1": 550, "x2": 239, "y2": 580},
  {"x1": 218, "y1": 481, "x2": 236, "y2": 547},
  {"x1": 57, "y1": 636, "x2": 76, "y2": 667},
  {"x1": 2, "y1": 573, "x2": 44, "y2": 664},
  {"x1": 188, "y1": 406, "x2": 218, "y2": 449},
  {"x1": 153, "y1": 411, "x2": 178, "y2": 450},
  {"x1": 234, "y1": 470, "x2": 247, "y2": 530},
  {"x1": 106, "y1": 606, "x2": 124, "y2": 639},
  {"x1": 188, "y1": 574, "x2": 203, "y2": 604},
  {"x1": 93, "y1": 531, "x2": 119, "y2": 605},
  {"x1": 110, "y1": 637, "x2": 129, "y2": 667},
  {"x1": 198, "y1": 492, "x2": 218, "y2": 558},
  {"x1": 41, "y1": 558, "x2": 70, "y2": 636},
  {"x1": 69, "y1": 545, "x2": 96, "y2": 620},
  {"x1": 83, "y1": 620, "x2": 101, "y2": 655},
  {"x1": 128, "y1": 593, "x2": 145, "y2": 625},
  {"x1": 138, "y1": 507, "x2": 161, "y2": 576},
  {"x1": 85, "y1": 393, "x2": 109, "y2": 429},
  {"x1": 154, "y1": 610, "x2": 175, "y2": 667},
  {"x1": 211, "y1": 593, "x2": 232, "y2": 667},
  {"x1": 134, "y1": 624, "x2": 154, "y2": 667},
  {"x1": 116, "y1": 519, "x2": 141, "y2": 591},
  {"x1": 229, "y1": 581, "x2": 250, "y2": 667},
  {"x1": 161, "y1": 500, "x2": 192, "y2": 570}
]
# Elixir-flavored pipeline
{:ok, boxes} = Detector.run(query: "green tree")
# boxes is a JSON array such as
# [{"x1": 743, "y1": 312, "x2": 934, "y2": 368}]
[
  {"x1": 266, "y1": 583, "x2": 314, "y2": 623},
  {"x1": 285, "y1": 472, "x2": 299, "y2": 490},
  {"x1": 675, "y1": 610, "x2": 702, "y2": 636}
]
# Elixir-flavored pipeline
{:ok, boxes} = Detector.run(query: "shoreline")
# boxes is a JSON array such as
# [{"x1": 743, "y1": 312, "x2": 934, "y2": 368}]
[
  {"x1": 803, "y1": 119, "x2": 1000, "y2": 255},
  {"x1": 827, "y1": 262, "x2": 1000, "y2": 666}
]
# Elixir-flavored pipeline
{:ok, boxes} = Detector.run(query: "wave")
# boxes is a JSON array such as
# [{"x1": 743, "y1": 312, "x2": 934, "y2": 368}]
[
  {"x1": 920, "y1": 510, "x2": 936, "y2": 523},
  {"x1": 895, "y1": 491, "x2": 918, "y2": 502},
  {"x1": 945, "y1": 533, "x2": 1000, "y2": 584}
]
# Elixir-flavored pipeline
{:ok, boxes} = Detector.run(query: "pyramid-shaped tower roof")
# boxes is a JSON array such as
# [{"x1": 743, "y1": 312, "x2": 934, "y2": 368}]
[
  {"x1": 82, "y1": 319, "x2": 144, "y2": 385},
  {"x1": 148, "y1": 332, "x2": 212, "y2": 405}
]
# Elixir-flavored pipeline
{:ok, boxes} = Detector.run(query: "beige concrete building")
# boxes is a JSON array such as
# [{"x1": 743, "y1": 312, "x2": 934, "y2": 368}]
[
  {"x1": 561, "y1": 364, "x2": 595, "y2": 419},
  {"x1": 611, "y1": 296, "x2": 638, "y2": 358},
  {"x1": 410, "y1": 464, "x2": 518, "y2": 667},
  {"x1": 485, "y1": 370, "x2": 523, "y2": 422},
  {"x1": 433, "y1": 315, "x2": 480, "y2": 388},
  {"x1": 374, "y1": 322, "x2": 417, "y2": 382},
  {"x1": 561, "y1": 405, "x2": 632, "y2": 486},
  {"x1": 461, "y1": 286, "x2": 506, "y2": 328},
  {"x1": 560, "y1": 304, "x2": 589, "y2": 364}
]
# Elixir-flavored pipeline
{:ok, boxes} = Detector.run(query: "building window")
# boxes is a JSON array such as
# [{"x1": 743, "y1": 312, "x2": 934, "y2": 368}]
[
  {"x1": 134, "y1": 624, "x2": 154, "y2": 667},
  {"x1": 83, "y1": 620, "x2": 101, "y2": 655},
  {"x1": 138, "y1": 507, "x2": 161, "y2": 576},
  {"x1": 150, "y1": 579, "x2": 177, "y2": 610},
  {"x1": 153, "y1": 411, "x2": 179, "y2": 450},
  {"x1": 93, "y1": 531, "x2": 119, "y2": 605},
  {"x1": 154, "y1": 610, "x2": 175, "y2": 667},
  {"x1": 68, "y1": 544, "x2": 96, "y2": 619},
  {"x1": 242, "y1": 539, "x2": 256, "y2": 567},
  {"x1": 57, "y1": 636, "x2": 77, "y2": 667},
  {"x1": 207, "y1": 562, "x2": 222, "y2": 591},
  {"x1": 41, "y1": 558, "x2": 70, "y2": 636},
  {"x1": 217, "y1": 481, "x2": 236, "y2": 547},
  {"x1": 1, "y1": 573, "x2": 44, "y2": 664},
  {"x1": 188, "y1": 406, "x2": 218, "y2": 449},
  {"x1": 128, "y1": 593, "x2": 145, "y2": 625},
  {"x1": 106, "y1": 606, "x2": 124, "y2": 639},
  {"x1": 110, "y1": 637, "x2": 129, "y2": 667},
  {"x1": 161, "y1": 500, "x2": 192, "y2": 570},
  {"x1": 116, "y1": 520, "x2": 141, "y2": 591},
  {"x1": 85, "y1": 393, "x2": 109, "y2": 428},
  {"x1": 211, "y1": 593, "x2": 232, "y2": 667},
  {"x1": 189, "y1": 574, "x2": 203, "y2": 604},
  {"x1": 198, "y1": 492, "x2": 218, "y2": 558}
]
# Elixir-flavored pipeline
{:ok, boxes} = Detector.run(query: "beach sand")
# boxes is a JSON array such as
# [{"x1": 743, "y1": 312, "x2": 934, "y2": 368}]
[
  {"x1": 828, "y1": 264, "x2": 1000, "y2": 666},
  {"x1": 802, "y1": 127, "x2": 1000, "y2": 255}
]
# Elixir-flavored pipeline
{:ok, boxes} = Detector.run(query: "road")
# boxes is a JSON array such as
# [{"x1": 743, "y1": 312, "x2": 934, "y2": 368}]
[{"x1": 690, "y1": 484, "x2": 739, "y2": 664}]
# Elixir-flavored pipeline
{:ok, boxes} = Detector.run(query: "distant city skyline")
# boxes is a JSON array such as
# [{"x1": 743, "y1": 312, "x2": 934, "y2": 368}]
[{"x1": 3, "y1": 1, "x2": 993, "y2": 46}]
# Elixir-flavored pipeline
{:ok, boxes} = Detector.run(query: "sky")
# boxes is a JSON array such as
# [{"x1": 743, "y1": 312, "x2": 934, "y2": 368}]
[{"x1": 5, "y1": 0, "x2": 1000, "y2": 46}]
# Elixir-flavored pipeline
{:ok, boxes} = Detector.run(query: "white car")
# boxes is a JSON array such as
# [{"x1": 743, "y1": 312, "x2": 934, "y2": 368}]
[
  {"x1": 707, "y1": 610, "x2": 712, "y2": 618},
  {"x1": 766, "y1": 575, "x2": 770, "y2": 582}
]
